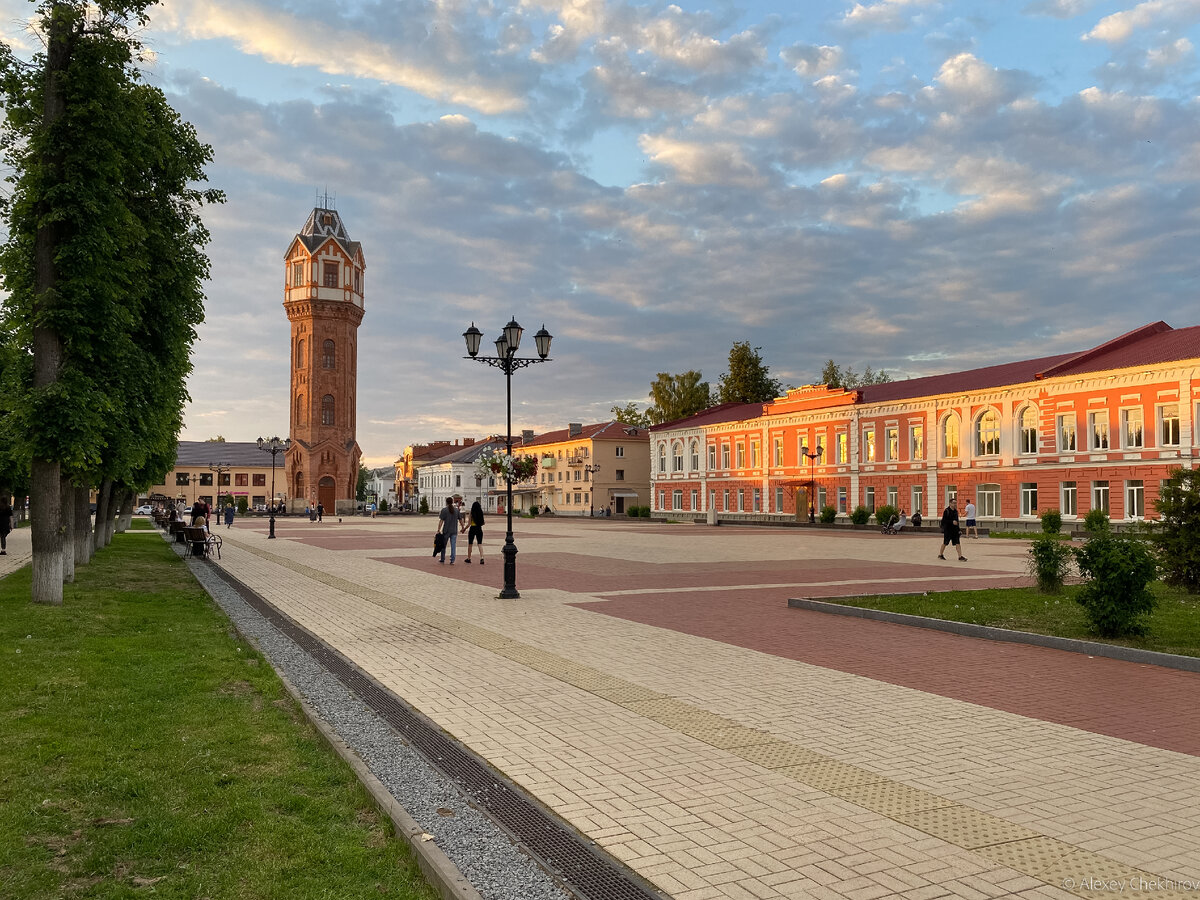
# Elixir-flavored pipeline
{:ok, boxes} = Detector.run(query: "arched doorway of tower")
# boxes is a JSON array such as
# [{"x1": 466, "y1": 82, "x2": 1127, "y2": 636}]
[{"x1": 318, "y1": 477, "x2": 336, "y2": 513}]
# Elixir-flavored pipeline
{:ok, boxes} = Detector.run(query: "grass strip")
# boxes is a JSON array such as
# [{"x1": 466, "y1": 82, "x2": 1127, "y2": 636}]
[
  {"x1": 0, "y1": 533, "x2": 439, "y2": 900},
  {"x1": 825, "y1": 583, "x2": 1200, "y2": 658}
]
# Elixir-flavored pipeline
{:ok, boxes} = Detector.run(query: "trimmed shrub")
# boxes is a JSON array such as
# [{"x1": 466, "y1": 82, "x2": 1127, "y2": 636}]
[
  {"x1": 418, "y1": 497, "x2": 429, "y2": 514},
  {"x1": 529, "y1": 506, "x2": 540, "y2": 517},
  {"x1": 1152, "y1": 466, "x2": 1200, "y2": 593},
  {"x1": 378, "y1": 499, "x2": 389, "y2": 512},
  {"x1": 236, "y1": 497, "x2": 249, "y2": 514},
  {"x1": 639, "y1": 506, "x2": 651, "y2": 518},
  {"x1": 1028, "y1": 534, "x2": 1072, "y2": 593},
  {"x1": 849, "y1": 505, "x2": 870, "y2": 526},
  {"x1": 874, "y1": 504, "x2": 899, "y2": 528},
  {"x1": 1040, "y1": 508, "x2": 1062, "y2": 535},
  {"x1": 819, "y1": 505, "x2": 837, "y2": 524},
  {"x1": 1073, "y1": 531, "x2": 1158, "y2": 637},
  {"x1": 625, "y1": 505, "x2": 639, "y2": 517},
  {"x1": 1083, "y1": 507, "x2": 1109, "y2": 534}
]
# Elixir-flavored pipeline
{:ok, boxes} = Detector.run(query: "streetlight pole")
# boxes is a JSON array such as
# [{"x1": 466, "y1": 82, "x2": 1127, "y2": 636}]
[
  {"x1": 584, "y1": 464, "x2": 601, "y2": 517},
  {"x1": 463, "y1": 318, "x2": 553, "y2": 599},
  {"x1": 190, "y1": 473, "x2": 199, "y2": 505},
  {"x1": 257, "y1": 436, "x2": 291, "y2": 539},
  {"x1": 209, "y1": 461, "x2": 230, "y2": 513},
  {"x1": 475, "y1": 473, "x2": 483, "y2": 507},
  {"x1": 801, "y1": 444, "x2": 823, "y2": 523}
]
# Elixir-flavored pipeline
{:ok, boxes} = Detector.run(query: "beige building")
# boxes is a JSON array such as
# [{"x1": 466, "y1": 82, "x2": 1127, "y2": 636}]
[
  {"x1": 142, "y1": 441, "x2": 292, "y2": 510},
  {"x1": 520, "y1": 422, "x2": 650, "y2": 515}
]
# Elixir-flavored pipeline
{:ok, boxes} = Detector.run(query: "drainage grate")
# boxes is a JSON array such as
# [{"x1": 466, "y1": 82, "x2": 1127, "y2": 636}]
[{"x1": 209, "y1": 566, "x2": 662, "y2": 900}]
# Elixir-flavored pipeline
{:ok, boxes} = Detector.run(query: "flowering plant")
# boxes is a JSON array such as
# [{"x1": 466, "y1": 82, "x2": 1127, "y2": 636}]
[{"x1": 476, "y1": 450, "x2": 539, "y2": 482}]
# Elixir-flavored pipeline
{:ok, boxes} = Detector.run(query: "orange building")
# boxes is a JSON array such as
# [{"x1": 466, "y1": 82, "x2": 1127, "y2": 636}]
[
  {"x1": 650, "y1": 321, "x2": 1200, "y2": 527},
  {"x1": 282, "y1": 206, "x2": 365, "y2": 513}
]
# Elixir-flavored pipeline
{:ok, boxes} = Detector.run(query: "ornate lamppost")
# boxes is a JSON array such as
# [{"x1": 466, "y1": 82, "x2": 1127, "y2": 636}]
[
  {"x1": 801, "y1": 444, "x2": 823, "y2": 523},
  {"x1": 190, "y1": 473, "x2": 199, "y2": 505},
  {"x1": 463, "y1": 318, "x2": 553, "y2": 599},
  {"x1": 257, "y1": 436, "x2": 291, "y2": 539},
  {"x1": 209, "y1": 461, "x2": 231, "y2": 513},
  {"x1": 583, "y1": 463, "x2": 601, "y2": 517}
]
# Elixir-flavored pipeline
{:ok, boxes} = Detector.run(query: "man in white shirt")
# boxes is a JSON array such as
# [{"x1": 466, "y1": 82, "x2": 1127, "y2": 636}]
[{"x1": 964, "y1": 498, "x2": 978, "y2": 538}]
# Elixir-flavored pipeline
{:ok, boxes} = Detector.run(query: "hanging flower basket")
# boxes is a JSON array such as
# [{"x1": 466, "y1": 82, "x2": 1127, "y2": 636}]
[{"x1": 476, "y1": 451, "x2": 539, "y2": 483}]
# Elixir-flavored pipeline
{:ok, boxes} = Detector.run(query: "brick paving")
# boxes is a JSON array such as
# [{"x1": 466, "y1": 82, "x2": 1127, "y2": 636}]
[{"x1": 191, "y1": 518, "x2": 1200, "y2": 897}]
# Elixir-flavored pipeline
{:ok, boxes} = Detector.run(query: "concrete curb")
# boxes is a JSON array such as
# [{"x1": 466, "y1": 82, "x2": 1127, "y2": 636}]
[
  {"x1": 787, "y1": 597, "x2": 1200, "y2": 674},
  {"x1": 272, "y1": 669, "x2": 485, "y2": 900}
]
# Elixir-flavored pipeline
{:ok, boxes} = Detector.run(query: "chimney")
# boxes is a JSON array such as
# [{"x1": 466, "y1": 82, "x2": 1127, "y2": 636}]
[{"x1": 568, "y1": 422, "x2": 582, "y2": 437}]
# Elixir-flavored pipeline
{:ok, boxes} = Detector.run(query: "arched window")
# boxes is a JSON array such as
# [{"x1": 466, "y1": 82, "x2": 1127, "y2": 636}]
[
  {"x1": 690, "y1": 440, "x2": 700, "y2": 471},
  {"x1": 658, "y1": 443, "x2": 666, "y2": 473},
  {"x1": 976, "y1": 409, "x2": 1000, "y2": 456},
  {"x1": 295, "y1": 394, "x2": 304, "y2": 425},
  {"x1": 296, "y1": 339, "x2": 304, "y2": 368},
  {"x1": 322, "y1": 340, "x2": 335, "y2": 369},
  {"x1": 1018, "y1": 406, "x2": 1038, "y2": 455},
  {"x1": 942, "y1": 414, "x2": 960, "y2": 458},
  {"x1": 321, "y1": 394, "x2": 335, "y2": 426},
  {"x1": 672, "y1": 442, "x2": 684, "y2": 472}
]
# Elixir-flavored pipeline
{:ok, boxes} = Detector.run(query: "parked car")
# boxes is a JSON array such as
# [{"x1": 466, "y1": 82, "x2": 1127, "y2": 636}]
[{"x1": 135, "y1": 504, "x2": 153, "y2": 515}]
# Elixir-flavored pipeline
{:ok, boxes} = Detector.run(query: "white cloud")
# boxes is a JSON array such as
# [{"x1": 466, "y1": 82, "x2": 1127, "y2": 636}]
[
  {"x1": 638, "y1": 134, "x2": 767, "y2": 187},
  {"x1": 1022, "y1": 0, "x2": 1095, "y2": 18},
  {"x1": 926, "y1": 53, "x2": 1036, "y2": 113},
  {"x1": 781, "y1": 43, "x2": 845, "y2": 78},
  {"x1": 1084, "y1": 0, "x2": 1200, "y2": 44},
  {"x1": 841, "y1": 0, "x2": 941, "y2": 33}
]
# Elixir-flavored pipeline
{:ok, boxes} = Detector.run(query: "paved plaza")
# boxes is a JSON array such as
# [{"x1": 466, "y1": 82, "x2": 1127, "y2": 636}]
[{"x1": 11, "y1": 518, "x2": 1200, "y2": 899}]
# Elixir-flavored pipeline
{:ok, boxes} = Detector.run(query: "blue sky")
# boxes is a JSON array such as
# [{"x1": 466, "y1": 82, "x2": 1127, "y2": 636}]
[{"x1": 4, "y1": 0, "x2": 1200, "y2": 466}]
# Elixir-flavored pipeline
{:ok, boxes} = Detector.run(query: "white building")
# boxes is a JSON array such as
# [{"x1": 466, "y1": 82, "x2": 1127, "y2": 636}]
[{"x1": 416, "y1": 439, "x2": 505, "y2": 512}]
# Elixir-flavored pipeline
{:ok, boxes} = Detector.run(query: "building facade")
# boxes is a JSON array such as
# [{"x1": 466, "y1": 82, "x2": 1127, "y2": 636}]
[
  {"x1": 650, "y1": 321, "x2": 1200, "y2": 526},
  {"x1": 283, "y1": 206, "x2": 365, "y2": 514},
  {"x1": 142, "y1": 441, "x2": 291, "y2": 510},
  {"x1": 415, "y1": 439, "x2": 505, "y2": 512},
  {"x1": 395, "y1": 439, "x2": 480, "y2": 510},
  {"x1": 520, "y1": 422, "x2": 651, "y2": 516}
]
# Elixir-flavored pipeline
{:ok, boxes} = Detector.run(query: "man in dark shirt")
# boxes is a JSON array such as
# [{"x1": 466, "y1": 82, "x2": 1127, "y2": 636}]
[{"x1": 938, "y1": 498, "x2": 967, "y2": 561}]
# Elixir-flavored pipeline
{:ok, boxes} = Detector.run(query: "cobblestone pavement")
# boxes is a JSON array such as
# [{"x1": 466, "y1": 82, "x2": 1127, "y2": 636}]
[{"x1": 208, "y1": 517, "x2": 1200, "y2": 899}]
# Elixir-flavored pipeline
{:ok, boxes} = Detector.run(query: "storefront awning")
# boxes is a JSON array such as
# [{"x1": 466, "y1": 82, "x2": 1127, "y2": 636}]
[{"x1": 608, "y1": 490, "x2": 640, "y2": 498}]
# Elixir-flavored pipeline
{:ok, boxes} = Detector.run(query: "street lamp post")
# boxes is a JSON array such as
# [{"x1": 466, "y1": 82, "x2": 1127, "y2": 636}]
[
  {"x1": 190, "y1": 473, "x2": 199, "y2": 505},
  {"x1": 583, "y1": 464, "x2": 601, "y2": 517},
  {"x1": 463, "y1": 318, "x2": 553, "y2": 599},
  {"x1": 475, "y1": 474, "x2": 483, "y2": 507},
  {"x1": 801, "y1": 444, "x2": 823, "y2": 524},
  {"x1": 209, "y1": 461, "x2": 230, "y2": 513},
  {"x1": 257, "y1": 436, "x2": 291, "y2": 539}
]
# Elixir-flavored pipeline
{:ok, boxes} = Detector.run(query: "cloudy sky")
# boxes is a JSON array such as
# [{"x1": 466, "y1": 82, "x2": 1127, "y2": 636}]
[{"x1": 5, "y1": 0, "x2": 1200, "y2": 467}]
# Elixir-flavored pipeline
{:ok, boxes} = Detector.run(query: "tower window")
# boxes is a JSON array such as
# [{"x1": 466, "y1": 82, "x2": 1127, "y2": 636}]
[
  {"x1": 296, "y1": 339, "x2": 304, "y2": 368},
  {"x1": 291, "y1": 261, "x2": 304, "y2": 287},
  {"x1": 322, "y1": 340, "x2": 335, "y2": 369},
  {"x1": 295, "y1": 394, "x2": 304, "y2": 425},
  {"x1": 323, "y1": 261, "x2": 339, "y2": 288},
  {"x1": 322, "y1": 395, "x2": 335, "y2": 426}
]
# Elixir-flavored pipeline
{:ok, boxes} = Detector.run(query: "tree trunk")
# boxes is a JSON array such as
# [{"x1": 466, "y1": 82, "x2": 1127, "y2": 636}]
[
  {"x1": 113, "y1": 487, "x2": 132, "y2": 537},
  {"x1": 29, "y1": 6, "x2": 71, "y2": 606},
  {"x1": 60, "y1": 471, "x2": 74, "y2": 583},
  {"x1": 30, "y1": 459, "x2": 63, "y2": 606},
  {"x1": 74, "y1": 484, "x2": 93, "y2": 566},
  {"x1": 94, "y1": 478, "x2": 112, "y2": 550}
]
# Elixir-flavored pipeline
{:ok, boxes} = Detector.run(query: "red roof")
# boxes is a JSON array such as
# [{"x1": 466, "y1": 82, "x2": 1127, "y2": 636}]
[
  {"x1": 520, "y1": 421, "x2": 648, "y2": 447},
  {"x1": 649, "y1": 402, "x2": 766, "y2": 432}
]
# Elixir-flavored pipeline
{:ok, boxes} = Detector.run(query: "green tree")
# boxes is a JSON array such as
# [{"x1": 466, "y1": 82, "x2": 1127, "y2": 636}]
[
  {"x1": 0, "y1": 1, "x2": 219, "y2": 603},
  {"x1": 1152, "y1": 466, "x2": 1200, "y2": 592},
  {"x1": 646, "y1": 371, "x2": 712, "y2": 425},
  {"x1": 610, "y1": 402, "x2": 651, "y2": 429},
  {"x1": 716, "y1": 342, "x2": 781, "y2": 404},
  {"x1": 357, "y1": 465, "x2": 369, "y2": 502},
  {"x1": 819, "y1": 360, "x2": 892, "y2": 389}
]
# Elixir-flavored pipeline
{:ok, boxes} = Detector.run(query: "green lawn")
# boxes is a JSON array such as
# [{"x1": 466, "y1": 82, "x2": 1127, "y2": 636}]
[
  {"x1": 0, "y1": 534, "x2": 438, "y2": 900},
  {"x1": 827, "y1": 583, "x2": 1200, "y2": 658}
]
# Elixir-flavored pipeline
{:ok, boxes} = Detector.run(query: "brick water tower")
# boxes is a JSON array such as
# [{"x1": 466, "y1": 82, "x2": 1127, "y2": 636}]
[{"x1": 283, "y1": 205, "x2": 365, "y2": 513}]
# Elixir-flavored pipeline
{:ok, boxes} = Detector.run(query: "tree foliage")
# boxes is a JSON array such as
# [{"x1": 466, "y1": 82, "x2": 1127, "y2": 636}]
[
  {"x1": 716, "y1": 342, "x2": 781, "y2": 404},
  {"x1": 1152, "y1": 466, "x2": 1200, "y2": 592},
  {"x1": 1073, "y1": 531, "x2": 1158, "y2": 637},
  {"x1": 0, "y1": 0, "x2": 221, "y2": 602},
  {"x1": 646, "y1": 371, "x2": 711, "y2": 425},
  {"x1": 819, "y1": 360, "x2": 892, "y2": 389},
  {"x1": 610, "y1": 402, "x2": 651, "y2": 429}
]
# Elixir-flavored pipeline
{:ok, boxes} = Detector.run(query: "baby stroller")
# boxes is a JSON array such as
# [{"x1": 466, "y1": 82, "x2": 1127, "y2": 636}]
[{"x1": 881, "y1": 515, "x2": 900, "y2": 535}]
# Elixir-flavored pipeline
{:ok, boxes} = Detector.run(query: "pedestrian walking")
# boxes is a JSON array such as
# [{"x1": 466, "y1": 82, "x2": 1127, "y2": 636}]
[
  {"x1": 938, "y1": 498, "x2": 967, "y2": 561},
  {"x1": 0, "y1": 496, "x2": 13, "y2": 555},
  {"x1": 316, "y1": 502, "x2": 324, "y2": 522},
  {"x1": 964, "y1": 497, "x2": 978, "y2": 538},
  {"x1": 224, "y1": 504, "x2": 234, "y2": 529},
  {"x1": 464, "y1": 500, "x2": 485, "y2": 565},
  {"x1": 437, "y1": 497, "x2": 458, "y2": 564}
]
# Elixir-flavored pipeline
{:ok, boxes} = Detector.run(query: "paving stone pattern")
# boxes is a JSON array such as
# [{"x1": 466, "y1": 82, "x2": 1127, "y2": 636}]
[{"x1": 198, "y1": 518, "x2": 1200, "y2": 898}]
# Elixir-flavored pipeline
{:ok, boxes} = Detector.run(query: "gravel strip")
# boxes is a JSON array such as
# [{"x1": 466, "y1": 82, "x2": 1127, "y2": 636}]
[{"x1": 182, "y1": 549, "x2": 569, "y2": 900}]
